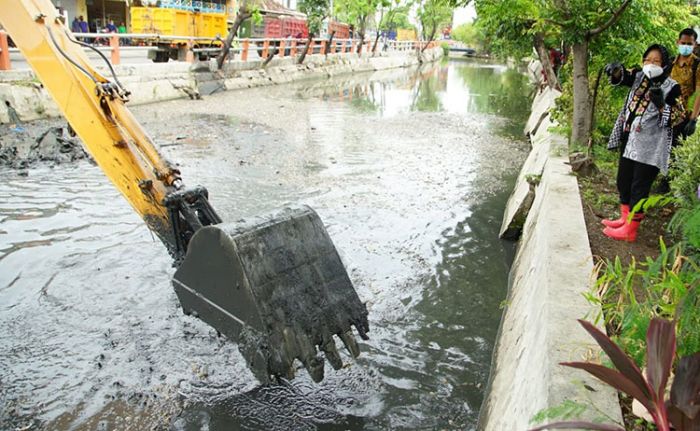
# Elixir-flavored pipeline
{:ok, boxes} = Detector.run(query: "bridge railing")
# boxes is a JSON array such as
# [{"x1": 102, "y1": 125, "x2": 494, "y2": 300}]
[{"x1": 0, "y1": 30, "x2": 438, "y2": 70}]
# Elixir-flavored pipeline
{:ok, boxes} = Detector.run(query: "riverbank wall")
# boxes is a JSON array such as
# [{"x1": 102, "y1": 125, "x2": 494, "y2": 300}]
[
  {"x1": 478, "y1": 88, "x2": 623, "y2": 429},
  {"x1": 0, "y1": 48, "x2": 442, "y2": 124}
]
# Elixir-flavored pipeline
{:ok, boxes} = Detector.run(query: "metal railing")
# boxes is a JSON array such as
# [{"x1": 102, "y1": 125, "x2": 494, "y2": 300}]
[{"x1": 0, "y1": 30, "x2": 438, "y2": 70}]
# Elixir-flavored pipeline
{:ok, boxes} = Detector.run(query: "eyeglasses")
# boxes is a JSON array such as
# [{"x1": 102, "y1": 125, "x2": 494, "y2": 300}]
[{"x1": 643, "y1": 57, "x2": 663, "y2": 66}]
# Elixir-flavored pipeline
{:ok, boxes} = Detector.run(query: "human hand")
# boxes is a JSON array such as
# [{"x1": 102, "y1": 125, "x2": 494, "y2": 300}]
[
  {"x1": 649, "y1": 86, "x2": 665, "y2": 109},
  {"x1": 685, "y1": 118, "x2": 697, "y2": 136},
  {"x1": 604, "y1": 62, "x2": 623, "y2": 83}
]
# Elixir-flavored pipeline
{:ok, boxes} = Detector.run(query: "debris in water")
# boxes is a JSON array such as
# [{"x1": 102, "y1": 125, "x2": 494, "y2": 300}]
[{"x1": 0, "y1": 125, "x2": 90, "y2": 168}]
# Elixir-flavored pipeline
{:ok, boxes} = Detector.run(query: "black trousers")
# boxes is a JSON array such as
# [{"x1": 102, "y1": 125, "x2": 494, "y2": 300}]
[{"x1": 617, "y1": 156, "x2": 659, "y2": 212}]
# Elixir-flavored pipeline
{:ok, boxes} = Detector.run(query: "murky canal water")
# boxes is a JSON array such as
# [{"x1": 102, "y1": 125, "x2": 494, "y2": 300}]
[{"x1": 0, "y1": 59, "x2": 532, "y2": 430}]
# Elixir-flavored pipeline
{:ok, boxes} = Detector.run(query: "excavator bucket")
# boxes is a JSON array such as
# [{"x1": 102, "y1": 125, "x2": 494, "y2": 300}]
[{"x1": 172, "y1": 205, "x2": 369, "y2": 383}]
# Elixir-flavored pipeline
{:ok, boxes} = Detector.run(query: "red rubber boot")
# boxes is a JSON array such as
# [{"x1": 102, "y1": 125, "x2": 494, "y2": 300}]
[
  {"x1": 601, "y1": 204, "x2": 630, "y2": 229},
  {"x1": 603, "y1": 214, "x2": 643, "y2": 242}
]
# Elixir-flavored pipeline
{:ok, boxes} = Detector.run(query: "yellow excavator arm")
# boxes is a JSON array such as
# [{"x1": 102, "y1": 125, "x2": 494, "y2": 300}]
[
  {"x1": 1, "y1": 0, "x2": 369, "y2": 383},
  {"x1": 1, "y1": 0, "x2": 191, "y2": 253}
]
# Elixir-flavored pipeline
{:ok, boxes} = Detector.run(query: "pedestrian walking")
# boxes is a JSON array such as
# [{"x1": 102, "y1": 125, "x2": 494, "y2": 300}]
[{"x1": 602, "y1": 44, "x2": 685, "y2": 242}]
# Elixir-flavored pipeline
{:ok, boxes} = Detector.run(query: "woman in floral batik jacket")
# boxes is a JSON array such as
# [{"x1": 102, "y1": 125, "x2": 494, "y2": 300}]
[{"x1": 602, "y1": 44, "x2": 685, "y2": 242}]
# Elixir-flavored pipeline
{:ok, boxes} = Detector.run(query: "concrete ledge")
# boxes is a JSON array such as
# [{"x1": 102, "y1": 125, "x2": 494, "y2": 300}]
[
  {"x1": 500, "y1": 90, "x2": 561, "y2": 239},
  {"x1": 0, "y1": 82, "x2": 60, "y2": 123},
  {"x1": 481, "y1": 95, "x2": 623, "y2": 430},
  {"x1": 0, "y1": 47, "x2": 440, "y2": 124},
  {"x1": 524, "y1": 86, "x2": 561, "y2": 136}
]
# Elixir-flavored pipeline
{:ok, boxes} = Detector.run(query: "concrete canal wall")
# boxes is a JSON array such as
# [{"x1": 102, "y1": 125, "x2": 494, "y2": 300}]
[
  {"x1": 0, "y1": 47, "x2": 442, "y2": 124},
  {"x1": 479, "y1": 88, "x2": 623, "y2": 430}
]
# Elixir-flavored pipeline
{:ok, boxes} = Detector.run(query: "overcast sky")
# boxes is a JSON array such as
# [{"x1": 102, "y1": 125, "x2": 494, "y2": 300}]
[{"x1": 453, "y1": 4, "x2": 477, "y2": 27}]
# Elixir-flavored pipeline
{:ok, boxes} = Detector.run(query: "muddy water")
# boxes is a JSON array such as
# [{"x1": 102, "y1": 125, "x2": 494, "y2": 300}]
[{"x1": 0, "y1": 59, "x2": 531, "y2": 430}]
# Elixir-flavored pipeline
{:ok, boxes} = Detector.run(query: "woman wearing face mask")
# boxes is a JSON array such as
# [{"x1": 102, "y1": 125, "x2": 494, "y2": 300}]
[{"x1": 601, "y1": 44, "x2": 685, "y2": 242}]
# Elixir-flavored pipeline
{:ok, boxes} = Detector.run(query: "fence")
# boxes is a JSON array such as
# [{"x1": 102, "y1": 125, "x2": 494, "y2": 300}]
[{"x1": 0, "y1": 30, "x2": 438, "y2": 71}]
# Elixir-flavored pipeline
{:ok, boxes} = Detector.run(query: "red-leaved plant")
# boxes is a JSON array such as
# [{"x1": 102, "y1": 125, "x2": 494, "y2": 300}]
[{"x1": 530, "y1": 318, "x2": 700, "y2": 431}]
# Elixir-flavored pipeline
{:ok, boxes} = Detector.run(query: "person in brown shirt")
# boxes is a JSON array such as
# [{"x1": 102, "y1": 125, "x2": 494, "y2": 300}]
[
  {"x1": 670, "y1": 28, "x2": 700, "y2": 140},
  {"x1": 655, "y1": 28, "x2": 699, "y2": 194}
]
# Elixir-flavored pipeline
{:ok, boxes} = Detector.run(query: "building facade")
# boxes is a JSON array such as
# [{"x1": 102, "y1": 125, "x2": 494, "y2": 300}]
[
  {"x1": 50, "y1": 0, "x2": 235, "y2": 32},
  {"x1": 51, "y1": 0, "x2": 127, "y2": 31}
]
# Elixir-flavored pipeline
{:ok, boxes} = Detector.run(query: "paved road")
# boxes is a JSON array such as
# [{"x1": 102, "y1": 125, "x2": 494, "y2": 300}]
[
  {"x1": 8, "y1": 46, "x2": 164, "y2": 70},
  {"x1": 7, "y1": 44, "x2": 313, "y2": 71}
]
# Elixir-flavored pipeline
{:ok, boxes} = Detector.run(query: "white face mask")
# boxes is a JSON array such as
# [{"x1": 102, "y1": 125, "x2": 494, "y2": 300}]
[{"x1": 643, "y1": 64, "x2": 664, "y2": 79}]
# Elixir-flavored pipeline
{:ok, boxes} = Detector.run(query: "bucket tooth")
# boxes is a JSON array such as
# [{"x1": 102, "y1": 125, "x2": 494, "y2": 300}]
[
  {"x1": 172, "y1": 205, "x2": 369, "y2": 382},
  {"x1": 295, "y1": 333, "x2": 323, "y2": 382},
  {"x1": 304, "y1": 355, "x2": 325, "y2": 383},
  {"x1": 339, "y1": 331, "x2": 361, "y2": 358},
  {"x1": 321, "y1": 336, "x2": 343, "y2": 370},
  {"x1": 354, "y1": 320, "x2": 370, "y2": 340}
]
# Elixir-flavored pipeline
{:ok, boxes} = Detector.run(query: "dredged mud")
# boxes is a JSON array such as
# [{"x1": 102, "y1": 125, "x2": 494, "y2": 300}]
[
  {"x1": 0, "y1": 60, "x2": 531, "y2": 430},
  {"x1": 0, "y1": 122, "x2": 90, "y2": 170}
]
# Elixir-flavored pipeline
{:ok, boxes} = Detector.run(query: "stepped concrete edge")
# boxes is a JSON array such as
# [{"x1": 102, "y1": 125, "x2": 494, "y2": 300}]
[{"x1": 480, "y1": 89, "x2": 623, "y2": 430}]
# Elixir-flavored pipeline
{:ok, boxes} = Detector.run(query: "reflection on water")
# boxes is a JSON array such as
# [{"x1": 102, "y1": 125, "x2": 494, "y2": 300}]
[
  {"x1": 295, "y1": 59, "x2": 532, "y2": 139},
  {"x1": 0, "y1": 60, "x2": 531, "y2": 431}
]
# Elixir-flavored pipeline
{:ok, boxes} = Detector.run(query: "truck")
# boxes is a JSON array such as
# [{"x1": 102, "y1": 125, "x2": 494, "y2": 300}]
[
  {"x1": 129, "y1": 6, "x2": 227, "y2": 62},
  {"x1": 250, "y1": 15, "x2": 309, "y2": 39},
  {"x1": 325, "y1": 20, "x2": 350, "y2": 39}
]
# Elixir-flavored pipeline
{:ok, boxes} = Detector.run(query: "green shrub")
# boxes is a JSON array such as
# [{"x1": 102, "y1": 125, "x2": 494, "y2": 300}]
[
  {"x1": 440, "y1": 42, "x2": 449, "y2": 57},
  {"x1": 670, "y1": 203, "x2": 700, "y2": 251},
  {"x1": 590, "y1": 242, "x2": 700, "y2": 365},
  {"x1": 670, "y1": 133, "x2": 700, "y2": 207}
]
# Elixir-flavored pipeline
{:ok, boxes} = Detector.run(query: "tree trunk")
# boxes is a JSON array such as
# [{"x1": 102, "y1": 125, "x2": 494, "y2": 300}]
[
  {"x1": 357, "y1": 31, "x2": 365, "y2": 54},
  {"x1": 263, "y1": 45, "x2": 278, "y2": 67},
  {"x1": 216, "y1": 10, "x2": 251, "y2": 70},
  {"x1": 533, "y1": 32, "x2": 560, "y2": 91},
  {"x1": 372, "y1": 32, "x2": 381, "y2": 54},
  {"x1": 325, "y1": 30, "x2": 335, "y2": 55},
  {"x1": 420, "y1": 26, "x2": 435, "y2": 53},
  {"x1": 571, "y1": 40, "x2": 592, "y2": 146},
  {"x1": 372, "y1": 9, "x2": 385, "y2": 55},
  {"x1": 298, "y1": 35, "x2": 313, "y2": 64}
]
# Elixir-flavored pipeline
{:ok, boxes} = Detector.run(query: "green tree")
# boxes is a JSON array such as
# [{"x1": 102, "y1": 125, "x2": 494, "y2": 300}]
[
  {"x1": 378, "y1": 0, "x2": 413, "y2": 32},
  {"x1": 475, "y1": 0, "x2": 561, "y2": 94},
  {"x1": 298, "y1": 0, "x2": 330, "y2": 63},
  {"x1": 374, "y1": 0, "x2": 412, "y2": 53},
  {"x1": 334, "y1": 0, "x2": 382, "y2": 54},
  {"x1": 391, "y1": 8, "x2": 415, "y2": 31},
  {"x1": 450, "y1": 22, "x2": 486, "y2": 51},
  {"x1": 216, "y1": 0, "x2": 263, "y2": 69},
  {"x1": 417, "y1": 0, "x2": 452, "y2": 52}
]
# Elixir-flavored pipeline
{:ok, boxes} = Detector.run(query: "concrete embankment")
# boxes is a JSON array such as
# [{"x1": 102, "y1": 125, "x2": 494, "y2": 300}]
[
  {"x1": 0, "y1": 48, "x2": 442, "y2": 124},
  {"x1": 479, "y1": 88, "x2": 623, "y2": 429}
]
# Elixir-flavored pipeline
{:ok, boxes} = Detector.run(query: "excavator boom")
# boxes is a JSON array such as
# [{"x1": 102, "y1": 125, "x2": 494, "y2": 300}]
[{"x1": 1, "y1": 0, "x2": 368, "y2": 382}]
